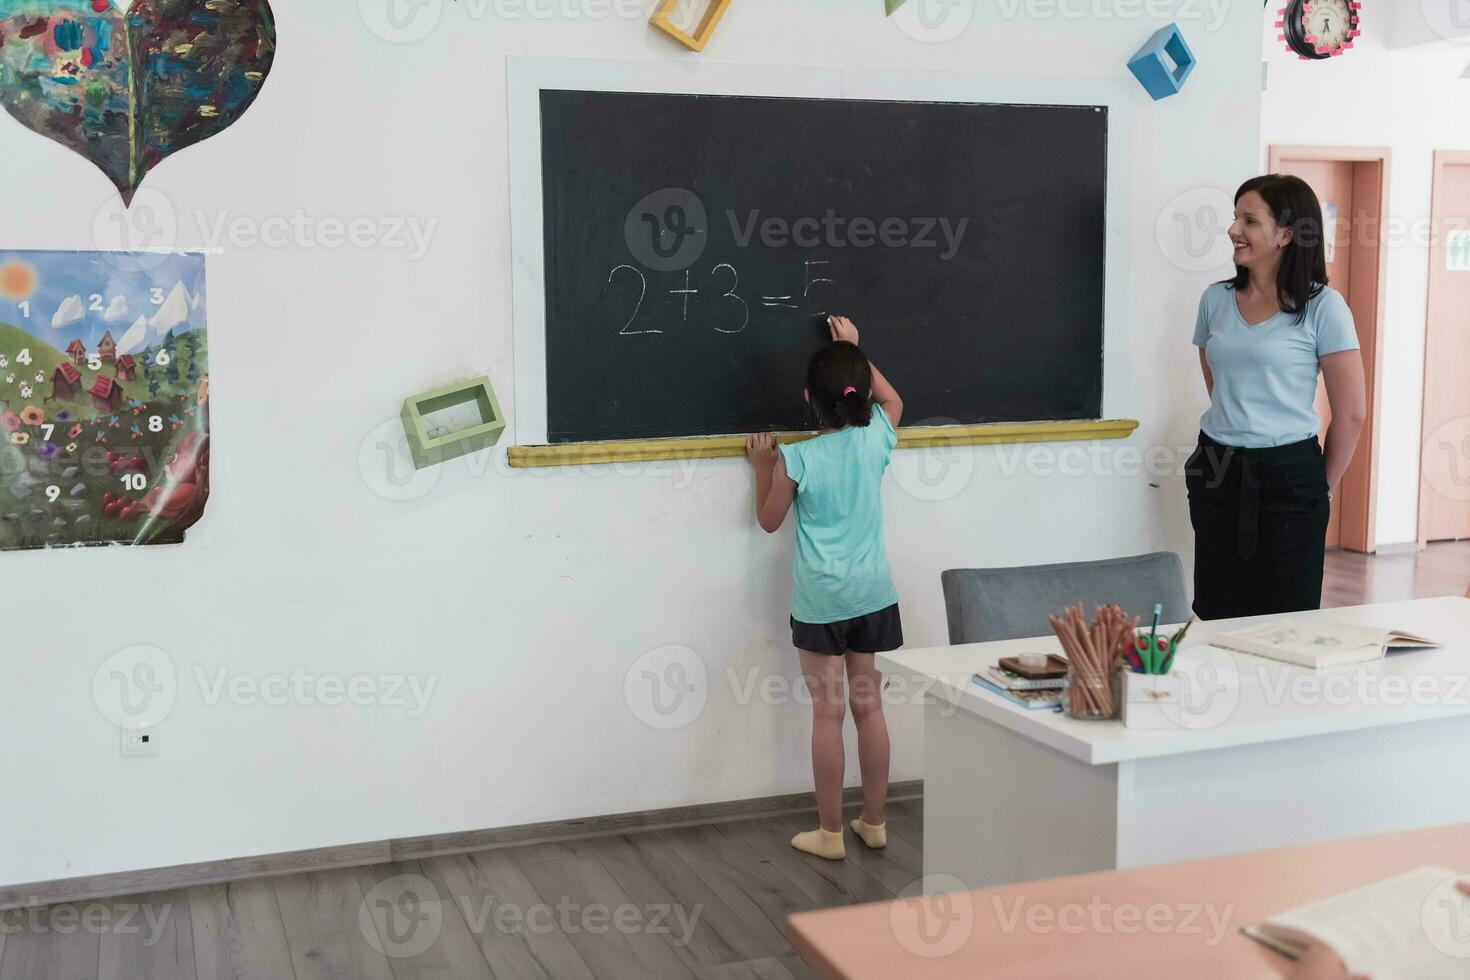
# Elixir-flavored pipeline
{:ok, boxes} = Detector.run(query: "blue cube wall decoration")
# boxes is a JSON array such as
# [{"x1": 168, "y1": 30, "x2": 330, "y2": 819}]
[{"x1": 1128, "y1": 24, "x2": 1196, "y2": 101}]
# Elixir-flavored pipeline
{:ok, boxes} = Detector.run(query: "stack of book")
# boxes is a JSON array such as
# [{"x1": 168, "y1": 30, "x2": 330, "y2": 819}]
[{"x1": 972, "y1": 664, "x2": 1065, "y2": 711}]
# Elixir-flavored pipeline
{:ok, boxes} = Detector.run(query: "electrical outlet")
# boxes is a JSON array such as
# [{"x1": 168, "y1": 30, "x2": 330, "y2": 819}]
[{"x1": 120, "y1": 726, "x2": 159, "y2": 758}]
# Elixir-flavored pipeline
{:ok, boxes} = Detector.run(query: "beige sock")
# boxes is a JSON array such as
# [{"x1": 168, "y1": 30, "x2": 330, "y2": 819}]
[
  {"x1": 790, "y1": 827, "x2": 845, "y2": 860},
  {"x1": 850, "y1": 818, "x2": 887, "y2": 849}
]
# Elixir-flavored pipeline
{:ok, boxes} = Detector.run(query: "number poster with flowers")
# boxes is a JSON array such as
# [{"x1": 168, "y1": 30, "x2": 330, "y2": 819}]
[{"x1": 0, "y1": 250, "x2": 210, "y2": 551}]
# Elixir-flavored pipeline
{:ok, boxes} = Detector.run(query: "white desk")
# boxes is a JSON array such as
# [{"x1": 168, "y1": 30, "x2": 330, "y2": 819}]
[{"x1": 878, "y1": 596, "x2": 1470, "y2": 889}]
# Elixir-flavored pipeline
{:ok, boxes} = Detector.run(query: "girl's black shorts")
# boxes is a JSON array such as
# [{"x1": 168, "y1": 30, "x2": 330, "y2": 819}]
[{"x1": 791, "y1": 603, "x2": 903, "y2": 656}]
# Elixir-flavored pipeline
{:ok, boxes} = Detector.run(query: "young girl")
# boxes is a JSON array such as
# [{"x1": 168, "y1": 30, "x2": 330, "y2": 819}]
[{"x1": 745, "y1": 315, "x2": 903, "y2": 861}]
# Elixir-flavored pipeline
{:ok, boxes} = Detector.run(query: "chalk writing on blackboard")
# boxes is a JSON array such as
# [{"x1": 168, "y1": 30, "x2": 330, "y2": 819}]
[
  {"x1": 602, "y1": 259, "x2": 841, "y2": 338},
  {"x1": 607, "y1": 265, "x2": 655, "y2": 336},
  {"x1": 710, "y1": 264, "x2": 748, "y2": 335}
]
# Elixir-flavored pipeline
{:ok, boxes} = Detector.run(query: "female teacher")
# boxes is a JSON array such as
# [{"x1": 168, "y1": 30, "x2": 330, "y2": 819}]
[{"x1": 1186, "y1": 174, "x2": 1367, "y2": 620}]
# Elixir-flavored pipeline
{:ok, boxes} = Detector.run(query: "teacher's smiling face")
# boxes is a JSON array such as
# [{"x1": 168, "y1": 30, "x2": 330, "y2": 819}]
[{"x1": 1228, "y1": 190, "x2": 1293, "y2": 271}]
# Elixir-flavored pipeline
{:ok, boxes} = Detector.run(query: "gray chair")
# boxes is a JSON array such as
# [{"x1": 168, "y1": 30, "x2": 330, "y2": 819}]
[{"x1": 941, "y1": 552, "x2": 1190, "y2": 644}]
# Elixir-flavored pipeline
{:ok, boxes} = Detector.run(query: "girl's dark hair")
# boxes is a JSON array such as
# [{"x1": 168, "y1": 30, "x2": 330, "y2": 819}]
[
  {"x1": 1219, "y1": 174, "x2": 1328, "y2": 324},
  {"x1": 805, "y1": 341, "x2": 873, "y2": 430}
]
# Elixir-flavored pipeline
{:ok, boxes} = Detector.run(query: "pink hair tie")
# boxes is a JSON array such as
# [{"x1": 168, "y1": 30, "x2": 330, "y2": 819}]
[{"x1": 842, "y1": 386, "x2": 858, "y2": 396}]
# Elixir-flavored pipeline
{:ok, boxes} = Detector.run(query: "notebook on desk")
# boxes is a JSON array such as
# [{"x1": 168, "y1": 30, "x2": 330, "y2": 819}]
[
  {"x1": 1243, "y1": 866, "x2": 1469, "y2": 979},
  {"x1": 972, "y1": 676, "x2": 1062, "y2": 711},
  {"x1": 1211, "y1": 621, "x2": 1438, "y2": 670},
  {"x1": 978, "y1": 666, "x2": 1065, "y2": 692}
]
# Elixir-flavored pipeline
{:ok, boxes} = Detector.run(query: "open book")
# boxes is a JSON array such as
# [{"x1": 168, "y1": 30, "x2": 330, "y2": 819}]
[
  {"x1": 1210, "y1": 621, "x2": 1438, "y2": 669},
  {"x1": 1243, "y1": 866, "x2": 1470, "y2": 979}
]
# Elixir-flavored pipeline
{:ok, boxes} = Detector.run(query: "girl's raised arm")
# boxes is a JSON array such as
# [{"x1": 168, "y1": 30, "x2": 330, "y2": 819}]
[
  {"x1": 868, "y1": 361, "x2": 902, "y2": 430},
  {"x1": 828, "y1": 316, "x2": 902, "y2": 429}
]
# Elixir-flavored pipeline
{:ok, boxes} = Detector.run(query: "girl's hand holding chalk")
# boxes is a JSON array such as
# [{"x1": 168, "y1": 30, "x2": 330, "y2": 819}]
[
  {"x1": 828, "y1": 315, "x2": 860, "y2": 346},
  {"x1": 746, "y1": 432, "x2": 780, "y2": 469}
]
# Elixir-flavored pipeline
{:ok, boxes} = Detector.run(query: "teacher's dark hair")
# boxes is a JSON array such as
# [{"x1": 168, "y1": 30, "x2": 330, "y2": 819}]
[
  {"x1": 1220, "y1": 174, "x2": 1328, "y2": 325},
  {"x1": 806, "y1": 341, "x2": 873, "y2": 430}
]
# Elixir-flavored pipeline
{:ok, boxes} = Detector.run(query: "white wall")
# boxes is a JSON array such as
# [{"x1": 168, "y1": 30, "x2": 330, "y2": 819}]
[
  {"x1": 1385, "y1": 3, "x2": 1470, "y2": 48},
  {"x1": 1260, "y1": 21, "x2": 1470, "y2": 547},
  {"x1": 1, "y1": 1, "x2": 1261, "y2": 887}
]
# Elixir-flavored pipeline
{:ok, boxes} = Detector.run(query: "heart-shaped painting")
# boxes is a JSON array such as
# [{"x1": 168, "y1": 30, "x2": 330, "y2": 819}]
[{"x1": 0, "y1": 0, "x2": 275, "y2": 204}]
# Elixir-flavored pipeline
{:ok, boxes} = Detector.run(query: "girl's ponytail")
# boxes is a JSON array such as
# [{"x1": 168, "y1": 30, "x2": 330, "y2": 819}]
[
  {"x1": 840, "y1": 386, "x2": 869, "y2": 427},
  {"x1": 805, "y1": 341, "x2": 874, "y2": 431}
]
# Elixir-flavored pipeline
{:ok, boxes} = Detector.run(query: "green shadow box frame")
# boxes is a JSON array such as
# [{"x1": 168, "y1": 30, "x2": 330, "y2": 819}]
[{"x1": 401, "y1": 376, "x2": 506, "y2": 470}]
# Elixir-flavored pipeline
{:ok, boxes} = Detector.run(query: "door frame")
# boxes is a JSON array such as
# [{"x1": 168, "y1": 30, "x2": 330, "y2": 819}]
[
  {"x1": 1268, "y1": 145, "x2": 1390, "y2": 554},
  {"x1": 1416, "y1": 150, "x2": 1470, "y2": 548}
]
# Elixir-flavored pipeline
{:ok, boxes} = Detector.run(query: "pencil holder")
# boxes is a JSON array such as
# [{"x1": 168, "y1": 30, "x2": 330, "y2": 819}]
[
  {"x1": 1128, "y1": 627, "x2": 1184, "y2": 675},
  {"x1": 1063, "y1": 666, "x2": 1123, "y2": 721},
  {"x1": 1046, "y1": 602, "x2": 1136, "y2": 722}
]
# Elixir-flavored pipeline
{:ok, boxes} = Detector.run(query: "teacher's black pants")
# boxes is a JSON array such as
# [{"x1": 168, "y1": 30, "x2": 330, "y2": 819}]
[{"x1": 1185, "y1": 432, "x2": 1331, "y2": 621}]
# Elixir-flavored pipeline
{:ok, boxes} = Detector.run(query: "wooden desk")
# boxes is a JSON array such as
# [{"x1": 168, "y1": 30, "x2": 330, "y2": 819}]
[
  {"x1": 788, "y1": 822, "x2": 1470, "y2": 979},
  {"x1": 877, "y1": 596, "x2": 1470, "y2": 889}
]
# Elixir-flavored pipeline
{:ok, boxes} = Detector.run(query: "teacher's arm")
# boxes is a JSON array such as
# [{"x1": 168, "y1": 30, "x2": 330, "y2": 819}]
[
  {"x1": 1198, "y1": 350, "x2": 1214, "y2": 397},
  {"x1": 1320, "y1": 348, "x2": 1367, "y2": 489},
  {"x1": 1287, "y1": 945, "x2": 1366, "y2": 980},
  {"x1": 746, "y1": 434, "x2": 796, "y2": 533}
]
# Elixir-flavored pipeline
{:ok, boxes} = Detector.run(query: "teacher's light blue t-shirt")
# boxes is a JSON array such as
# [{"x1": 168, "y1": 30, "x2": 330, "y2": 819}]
[
  {"x1": 1192, "y1": 282, "x2": 1359, "y2": 449},
  {"x1": 778, "y1": 403, "x2": 900, "y2": 625}
]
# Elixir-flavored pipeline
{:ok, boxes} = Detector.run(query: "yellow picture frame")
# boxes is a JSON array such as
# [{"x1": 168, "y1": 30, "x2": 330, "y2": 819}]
[{"x1": 649, "y1": 0, "x2": 733, "y2": 52}]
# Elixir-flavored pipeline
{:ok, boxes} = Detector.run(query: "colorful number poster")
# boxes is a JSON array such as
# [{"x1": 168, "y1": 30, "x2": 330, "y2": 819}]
[{"x1": 0, "y1": 250, "x2": 210, "y2": 551}]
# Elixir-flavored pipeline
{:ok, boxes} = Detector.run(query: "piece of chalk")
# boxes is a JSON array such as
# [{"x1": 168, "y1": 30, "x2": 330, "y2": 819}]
[{"x1": 1018, "y1": 653, "x2": 1048, "y2": 668}]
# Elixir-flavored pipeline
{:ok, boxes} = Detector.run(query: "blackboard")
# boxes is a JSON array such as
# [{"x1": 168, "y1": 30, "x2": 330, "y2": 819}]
[{"x1": 539, "y1": 89, "x2": 1107, "y2": 444}]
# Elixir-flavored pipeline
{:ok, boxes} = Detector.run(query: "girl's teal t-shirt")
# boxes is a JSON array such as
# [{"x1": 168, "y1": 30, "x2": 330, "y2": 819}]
[{"x1": 778, "y1": 403, "x2": 900, "y2": 625}]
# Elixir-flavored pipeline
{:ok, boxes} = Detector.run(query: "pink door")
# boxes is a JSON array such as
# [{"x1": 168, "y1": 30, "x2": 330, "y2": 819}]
[
  {"x1": 1420, "y1": 152, "x2": 1470, "y2": 542},
  {"x1": 1289, "y1": 160, "x2": 1356, "y2": 548},
  {"x1": 1270, "y1": 147, "x2": 1386, "y2": 554}
]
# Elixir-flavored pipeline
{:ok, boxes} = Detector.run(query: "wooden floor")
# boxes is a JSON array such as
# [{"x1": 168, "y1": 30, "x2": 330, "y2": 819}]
[
  {"x1": 1322, "y1": 539, "x2": 1470, "y2": 608},
  {"x1": 5, "y1": 543, "x2": 1467, "y2": 980},
  {"x1": 0, "y1": 799, "x2": 924, "y2": 980}
]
